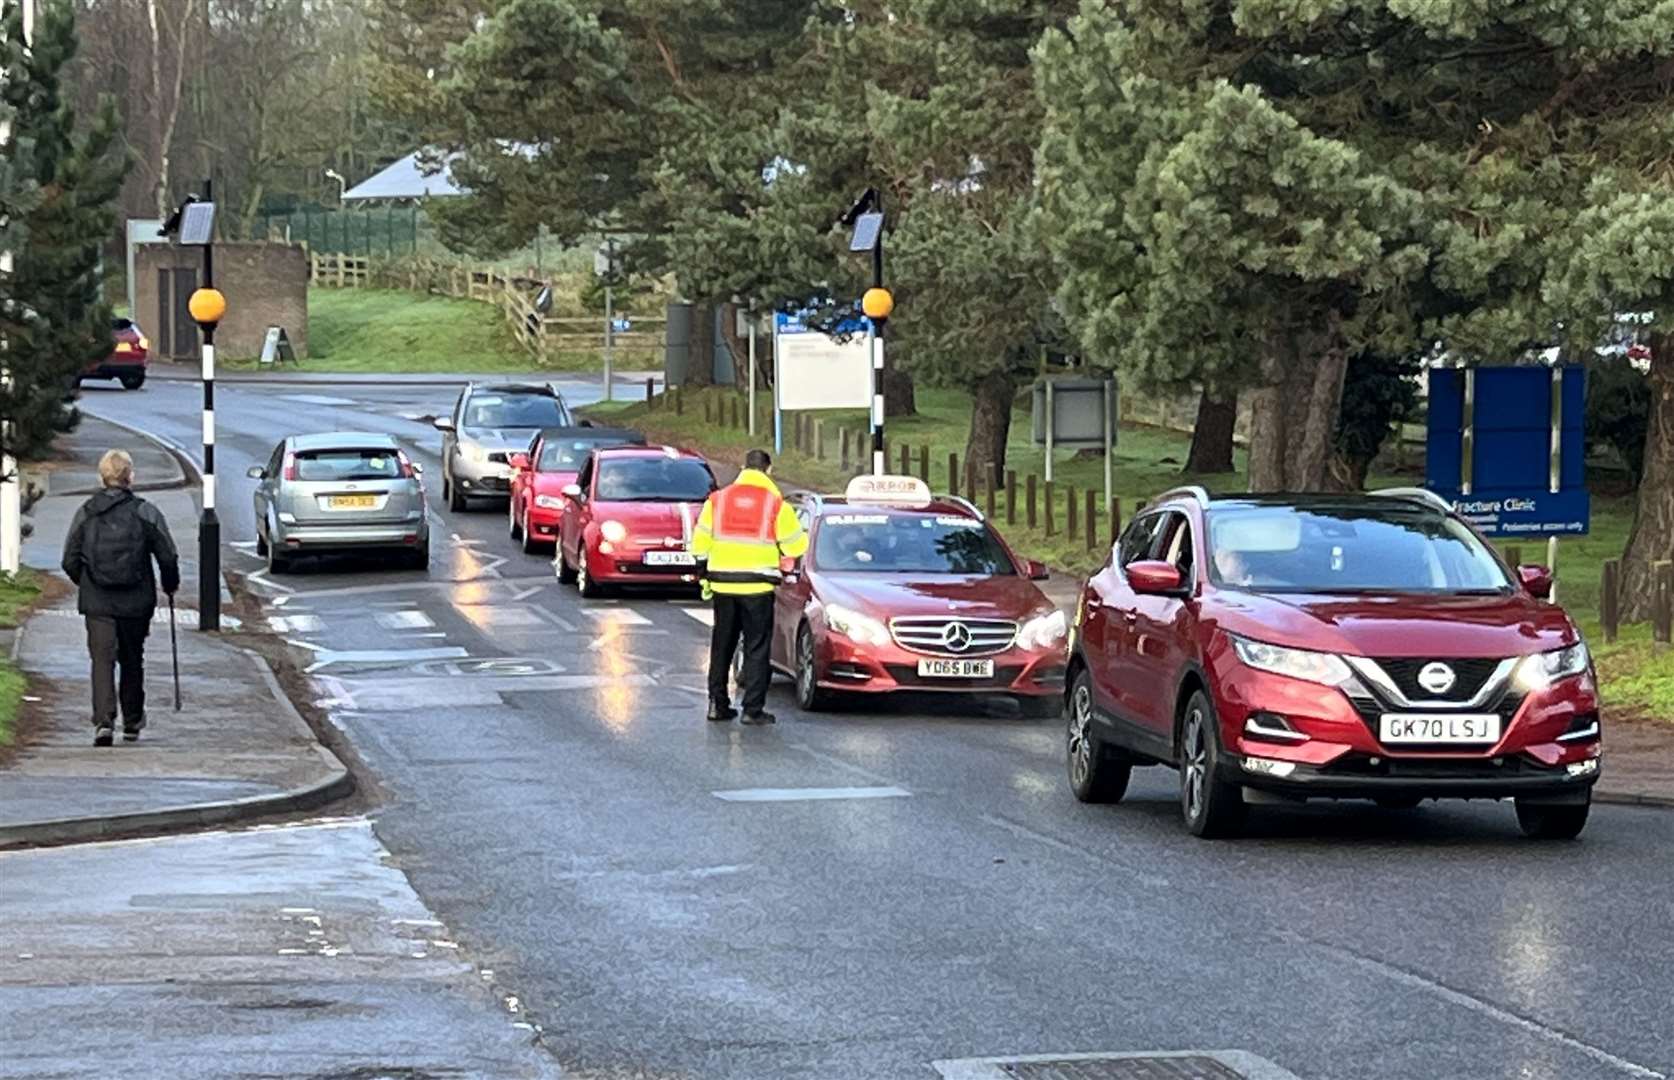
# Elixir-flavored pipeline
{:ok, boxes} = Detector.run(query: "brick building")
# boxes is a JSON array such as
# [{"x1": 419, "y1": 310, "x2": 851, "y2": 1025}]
[{"x1": 134, "y1": 242, "x2": 308, "y2": 361}]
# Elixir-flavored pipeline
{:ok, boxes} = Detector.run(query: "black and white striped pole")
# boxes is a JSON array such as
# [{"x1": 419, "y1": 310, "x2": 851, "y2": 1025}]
[
  {"x1": 189, "y1": 282, "x2": 226, "y2": 632},
  {"x1": 843, "y1": 188, "x2": 890, "y2": 476}
]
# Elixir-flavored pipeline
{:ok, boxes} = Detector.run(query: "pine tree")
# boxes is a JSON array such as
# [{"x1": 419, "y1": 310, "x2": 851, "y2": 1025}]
[{"x1": 1, "y1": 0, "x2": 127, "y2": 456}]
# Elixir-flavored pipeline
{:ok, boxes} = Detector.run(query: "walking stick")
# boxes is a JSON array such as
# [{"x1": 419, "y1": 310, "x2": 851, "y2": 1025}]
[{"x1": 170, "y1": 594, "x2": 181, "y2": 711}]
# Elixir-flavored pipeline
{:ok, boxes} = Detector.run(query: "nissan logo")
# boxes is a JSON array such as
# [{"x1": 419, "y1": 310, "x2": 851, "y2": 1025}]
[
  {"x1": 942, "y1": 622, "x2": 973, "y2": 653},
  {"x1": 1418, "y1": 662, "x2": 1457, "y2": 695}
]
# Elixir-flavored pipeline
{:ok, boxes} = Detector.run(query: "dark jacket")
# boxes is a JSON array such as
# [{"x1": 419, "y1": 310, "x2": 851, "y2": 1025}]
[{"x1": 60, "y1": 488, "x2": 181, "y2": 619}]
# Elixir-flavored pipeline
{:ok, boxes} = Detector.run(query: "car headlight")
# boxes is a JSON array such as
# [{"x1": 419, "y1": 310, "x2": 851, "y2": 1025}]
[
  {"x1": 1229, "y1": 633, "x2": 1353, "y2": 687},
  {"x1": 1513, "y1": 641, "x2": 1591, "y2": 694},
  {"x1": 825, "y1": 603, "x2": 889, "y2": 647},
  {"x1": 599, "y1": 519, "x2": 629, "y2": 544},
  {"x1": 534, "y1": 494, "x2": 565, "y2": 511},
  {"x1": 1016, "y1": 609, "x2": 1068, "y2": 651},
  {"x1": 460, "y1": 441, "x2": 487, "y2": 464}
]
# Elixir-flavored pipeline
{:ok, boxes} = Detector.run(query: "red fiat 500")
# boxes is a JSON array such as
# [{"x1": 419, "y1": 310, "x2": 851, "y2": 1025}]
[
  {"x1": 1065, "y1": 487, "x2": 1601, "y2": 839},
  {"x1": 508, "y1": 426, "x2": 646, "y2": 553},
  {"x1": 770, "y1": 475, "x2": 1069, "y2": 715},
  {"x1": 555, "y1": 445, "x2": 716, "y2": 596}
]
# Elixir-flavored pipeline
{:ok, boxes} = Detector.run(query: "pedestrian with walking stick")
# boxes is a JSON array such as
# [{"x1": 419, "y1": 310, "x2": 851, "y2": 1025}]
[{"x1": 60, "y1": 450, "x2": 181, "y2": 746}]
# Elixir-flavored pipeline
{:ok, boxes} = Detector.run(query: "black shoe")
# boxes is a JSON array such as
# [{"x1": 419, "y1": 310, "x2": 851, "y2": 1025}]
[
  {"x1": 741, "y1": 710, "x2": 776, "y2": 726},
  {"x1": 707, "y1": 702, "x2": 737, "y2": 722},
  {"x1": 94, "y1": 727, "x2": 114, "y2": 747},
  {"x1": 122, "y1": 715, "x2": 145, "y2": 742}
]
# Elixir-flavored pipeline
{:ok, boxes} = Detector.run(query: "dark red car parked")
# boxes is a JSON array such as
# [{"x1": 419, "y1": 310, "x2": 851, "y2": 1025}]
[
  {"x1": 1066, "y1": 487, "x2": 1601, "y2": 839},
  {"x1": 81, "y1": 317, "x2": 149, "y2": 390}
]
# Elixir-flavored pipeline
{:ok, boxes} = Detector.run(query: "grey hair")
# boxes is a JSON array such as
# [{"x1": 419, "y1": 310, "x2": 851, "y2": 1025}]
[{"x1": 98, "y1": 449, "x2": 134, "y2": 489}]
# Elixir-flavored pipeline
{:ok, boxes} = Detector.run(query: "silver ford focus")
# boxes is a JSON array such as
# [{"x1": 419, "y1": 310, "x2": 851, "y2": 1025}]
[{"x1": 248, "y1": 432, "x2": 430, "y2": 574}]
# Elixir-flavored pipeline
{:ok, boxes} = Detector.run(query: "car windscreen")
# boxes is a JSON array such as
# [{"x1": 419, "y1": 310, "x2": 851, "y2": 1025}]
[
  {"x1": 463, "y1": 393, "x2": 568, "y2": 430},
  {"x1": 814, "y1": 511, "x2": 1016, "y2": 575},
  {"x1": 540, "y1": 438, "x2": 626, "y2": 471},
  {"x1": 1206, "y1": 505, "x2": 1511, "y2": 593},
  {"x1": 593, "y1": 457, "x2": 714, "y2": 501},
  {"x1": 295, "y1": 448, "x2": 402, "y2": 482}
]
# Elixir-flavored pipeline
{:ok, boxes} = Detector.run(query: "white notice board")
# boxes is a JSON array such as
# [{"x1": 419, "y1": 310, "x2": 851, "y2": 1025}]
[{"x1": 773, "y1": 313, "x2": 877, "y2": 412}]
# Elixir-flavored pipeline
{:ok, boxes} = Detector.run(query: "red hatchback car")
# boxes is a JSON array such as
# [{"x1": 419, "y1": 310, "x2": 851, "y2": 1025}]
[
  {"x1": 770, "y1": 476, "x2": 1068, "y2": 715},
  {"x1": 1066, "y1": 487, "x2": 1601, "y2": 839},
  {"x1": 82, "y1": 317, "x2": 149, "y2": 390},
  {"x1": 555, "y1": 445, "x2": 717, "y2": 596},
  {"x1": 508, "y1": 426, "x2": 646, "y2": 553}
]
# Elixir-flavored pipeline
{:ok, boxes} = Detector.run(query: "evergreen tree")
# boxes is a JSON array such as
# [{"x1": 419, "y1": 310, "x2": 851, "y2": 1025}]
[{"x1": 1, "y1": 0, "x2": 127, "y2": 456}]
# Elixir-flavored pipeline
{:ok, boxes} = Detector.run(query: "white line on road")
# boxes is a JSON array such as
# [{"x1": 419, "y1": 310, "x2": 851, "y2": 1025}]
[
  {"x1": 711, "y1": 787, "x2": 912, "y2": 803},
  {"x1": 245, "y1": 568, "x2": 296, "y2": 595},
  {"x1": 281, "y1": 393, "x2": 359, "y2": 406},
  {"x1": 268, "y1": 614, "x2": 323, "y2": 633},
  {"x1": 304, "y1": 645, "x2": 468, "y2": 673},
  {"x1": 511, "y1": 585, "x2": 544, "y2": 602},
  {"x1": 681, "y1": 607, "x2": 715, "y2": 627},
  {"x1": 375, "y1": 610, "x2": 435, "y2": 630},
  {"x1": 979, "y1": 813, "x2": 1169, "y2": 888},
  {"x1": 582, "y1": 608, "x2": 652, "y2": 627},
  {"x1": 1303, "y1": 937, "x2": 1666, "y2": 1079}
]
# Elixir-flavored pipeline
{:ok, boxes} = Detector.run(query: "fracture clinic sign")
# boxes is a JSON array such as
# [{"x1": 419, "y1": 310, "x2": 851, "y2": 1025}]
[{"x1": 772, "y1": 311, "x2": 877, "y2": 412}]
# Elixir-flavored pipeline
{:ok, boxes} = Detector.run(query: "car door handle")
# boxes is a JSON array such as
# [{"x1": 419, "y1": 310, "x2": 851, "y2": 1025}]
[
  {"x1": 1084, "y1": 595, "x2": 1102, "y2": 609},
  {"x1": 1122, "y1": 611, "x2": 1139, "y2": 624}
]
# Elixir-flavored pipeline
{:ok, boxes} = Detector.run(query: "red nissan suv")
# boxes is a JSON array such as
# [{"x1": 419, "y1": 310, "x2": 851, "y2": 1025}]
[{"x1": 1065, "y1": 487, "x2": 1601, "y2": 840}]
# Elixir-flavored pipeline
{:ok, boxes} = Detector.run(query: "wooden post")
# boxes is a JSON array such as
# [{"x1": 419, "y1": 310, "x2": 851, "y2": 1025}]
[
  {"x1": 948, "y1": 452, "x2": 958, "y2": 495},
  {"x1": 730, "y1": 397, "x2": 740, "y2": 429},
  {"x1": 1655, "y1": 561, "x2": 1674, "y2": 647},
  {"x1": 1067, "y1": 484, "x2": 1078, "y2": 539},
  {"x1": 840, "y1": 427, "x2": 851, "y2": 471},
  {"x1": 1026, "y1": 474, "x2": 1038, "y2": 529},
  {"x1": 1505, "y1": 545, "x2": 1522, "y2": 569},
  {"x1": 1044, "y1": 481, "x2": 1056, "y2": 536},
  {"x1": 1006, "y1": 470, "x2": 1017, "y2": 526},
  {"x1": 1110, "y1": 497, "x2": 1122, "y2": 545},
  {"x1": 899, "y1": 443, "x2": 910, "y2": 475},
  {"x1": 986, "y1": 466, "x2": 998, "y2": 519},
  {"x1": 1085, "y1": 488, "x2": 1097, "y2": 550},
  {"x1": 919, "y1": 445, "x2": 930, "y2": 483},
  {"x1": 964, "y1": 458, "x2": 976, "y2": 503},
  {"x1": 674, "y1": 386, "x2": 683, "y2": 416},
  {"x1": 704, "y1": 398, "x2": 714, "y2": 424},
  {"x1": 1601, "y1": 560, "x2": 1621, "y2": 644},
  {"x1": 646, "y1": 378, "x2": 655, "y2": 404},
  {"x1": 815, "y1": 420, "x2": 825, "y2": 460},
  {"x1": 337, "y1": 256, "x2": 346, "y2": 288}
]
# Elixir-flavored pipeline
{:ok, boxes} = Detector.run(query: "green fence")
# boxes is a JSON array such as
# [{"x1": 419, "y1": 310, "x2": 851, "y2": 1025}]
[{"x1": 263, "y1": 205, "x2": 421, "y2": 257}]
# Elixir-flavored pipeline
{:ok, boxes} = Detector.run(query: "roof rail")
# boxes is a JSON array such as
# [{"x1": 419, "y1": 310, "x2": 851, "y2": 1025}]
[
  {"x1": 1153, "y1": 485, "x2": 1210, "y2": 507},
  {"x1": 1372, "y1": 486, "x2": 1453, "y2": 513},
  {"x1": 937, "y1": 494, "x2": 985, "y2": 521}
]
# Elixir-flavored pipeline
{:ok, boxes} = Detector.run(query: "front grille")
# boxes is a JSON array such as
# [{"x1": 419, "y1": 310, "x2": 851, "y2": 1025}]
[
  {"x1": 1371, "y1": 656, "x2": 1504, "y2": 703},
  {"x1": 889, "y1": 616, "x2": 1017, "y2": 657},
  {"x1": 488, "y1": 451, "x2": 510, "y2": 465},
  {"x1": 885, "y1": 663, "x2": 1022, "y2": 688},
  {"x1": 1322, "y1": 753, "x2": 1558, "y2": 781}
]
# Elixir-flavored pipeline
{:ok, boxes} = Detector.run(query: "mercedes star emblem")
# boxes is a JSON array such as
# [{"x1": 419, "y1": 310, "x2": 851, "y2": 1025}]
[{"x1": 942, "y1": 622, "x2": 973, "y2": 653}]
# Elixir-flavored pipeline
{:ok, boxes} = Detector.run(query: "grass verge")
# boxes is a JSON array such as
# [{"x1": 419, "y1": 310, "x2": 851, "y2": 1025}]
[
  {"x1": 587, "y1": 385, "x2": 1668, "y2": 721},
  {"x1": 0, "y1": 570, "x2": 44, "y2": 748}
]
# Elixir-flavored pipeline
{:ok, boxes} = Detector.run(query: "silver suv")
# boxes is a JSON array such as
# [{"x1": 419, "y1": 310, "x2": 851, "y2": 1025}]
[
  {"x1": 249, "y1": 432, "x2": 429, "y2": 574},
  {"x1": 436, "y1": 383, "x2": 573, "y2": 511}
]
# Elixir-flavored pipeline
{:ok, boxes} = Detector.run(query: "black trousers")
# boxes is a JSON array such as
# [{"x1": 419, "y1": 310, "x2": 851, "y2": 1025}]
[
  {"x1": 708, "y1": 592, "x2": 774, "y2": 714},
  {"x1": 86, "y1": 615, "x2": 151, "y2": 730}
]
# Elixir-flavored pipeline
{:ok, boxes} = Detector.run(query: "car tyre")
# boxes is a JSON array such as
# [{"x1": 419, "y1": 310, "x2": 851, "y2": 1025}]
[
  {"x1": 509, "y1": 498, "x2": 523, "y2": 541},
  {"x1": 576, "y1": 548, "x2": 606, "y2": 598},
  {"x1": 794, "y1": 624, "x2": 831, "y2": 711},
  {"x1": 265, "y1": 529, "x2": 291, "y2": 575},
  {"x1": 445, "y1": 469, "x2": 467, "y2": 512},
  {"x1": 119, "y1": 373, "x2": 145, "y2": 391},
  {"x1": 1514, "y1": 795, "x2": 1590, "y2": 840},
  {"x1": 1066, "y1": 671, "x2": 1130, "y2": 803},
  {"x1": 521, "y1": 517, "x2": 542, "y2": 554},
  {"x1": 555, "y1": 544, "x2": 578, "y2": 584},
  {"x1": 1179, "y1": 689, "x2": 1244, "y2": 838}
]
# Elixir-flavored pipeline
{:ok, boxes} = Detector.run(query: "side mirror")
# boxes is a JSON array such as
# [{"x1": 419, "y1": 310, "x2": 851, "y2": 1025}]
[
  {"x1": 562, "y1": 483, "x2": 583, "y2": 500},
  {"x1": 1025, "y1": 559, "x2": 1050, "y2": 581},
  {"x1": 432, "y1": 417, "x2": 455, "y2": 433},
  {"x1": 1517, "y1": 564, "x2": 1553, "y2": 600},
  {"x1": 1127, "y1": 559, "x2": 1185, "y2": 596},
  {"x1": 508, "y1": 453, "x2": 530, "y2": 471},
  {"x1": 579, "y1": 419, "x2": 595, "y2": 428},
  {"x1": 411, "y1": 462, "x2": 424, "y2": 475},
  {"x1": 246, "y1": 466, "x2": 266, "y2": 480}
]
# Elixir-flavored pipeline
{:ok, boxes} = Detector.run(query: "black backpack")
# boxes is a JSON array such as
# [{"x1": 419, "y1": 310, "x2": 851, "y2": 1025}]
[{"x1": 83, "y1": 498, "x2": 149, "y2": 590}]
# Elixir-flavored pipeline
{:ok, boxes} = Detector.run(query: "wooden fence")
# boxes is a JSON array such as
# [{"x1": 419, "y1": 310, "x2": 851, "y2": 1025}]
[{"x1": 308, "y1": 253, "x2": 664, "y2": 369}]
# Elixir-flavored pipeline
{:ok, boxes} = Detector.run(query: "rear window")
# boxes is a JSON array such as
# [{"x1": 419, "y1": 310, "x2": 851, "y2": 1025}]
[
  {"x1": 814, "y1": 511, "x2": 1015, "y2": 575},
  {"x1": 540, "y1": 438, "x2": 630, "y2": 471},
  {"x1": 1206, "y1": 505, "x2": 1511, "y2": 593},
  {"x1": 594, "y1": 457, "x2": 715, "y2": 501},
  {"x1": 295, "y1": 449, "x2": 402, "y2": 482},
  {"x1": 464, "y1": 392, "x2": 569, "y2": 429}
]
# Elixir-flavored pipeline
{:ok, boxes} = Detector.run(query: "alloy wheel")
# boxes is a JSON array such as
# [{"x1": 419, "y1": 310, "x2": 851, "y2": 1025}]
[
  {"x1": 1069, "y1": 683, "x2": 1094, "y2": 788},
  {"x1": 1182, "y1": 707, "x2": 1208, "y2": 823}
]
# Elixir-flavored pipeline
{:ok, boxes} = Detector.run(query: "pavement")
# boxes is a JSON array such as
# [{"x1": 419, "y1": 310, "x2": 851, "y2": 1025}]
[
  {"x1": 0, "y1": 419, "x2": 350, "y2": 848},
  {"x1": 145, "y1": 359, "x2": 665, "y2": 389},
  {"x1": 15, "y1": 379, "x2": 1674, "y2": 1080}
]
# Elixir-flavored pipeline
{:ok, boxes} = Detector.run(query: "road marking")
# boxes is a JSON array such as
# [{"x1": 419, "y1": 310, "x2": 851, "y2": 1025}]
[
  {"x1": 245, "y1": 568, "x2": 296, "y2": 594},
  {"x1": 681, "y1": 607, "x2": 715, "y2": 628},
  {"x1": 511, "y1": 585, "x2": 544, "y2": 602},
  {"x1": 931, "y1": 1051, "x2": 1304, "y2": 1080},
  {"x1": 1303, "y1": 938, "x2": 1666, "y2": 1079},
  {"x1": 303, "y1": 645, "x2": 468, "y2": 673},
  {"x1": 711, "y1": 786, "x2": 911, "y2": 803},
  {"x1": 375, "y1": 610, "x2": 435, "y2": 630},
  {"x1": 268, "y1": 613, "x2": 323, "y2": 634},
  {"x1": 41, "y1": 608, "x2": 242, "y2": 630},
  {"x1": 582, "y1": 607, "x2": 652, "y2": 627},
  {"x1": 281, "y1": 393, "x2": 358, "y2": 406},
  {"x1": 455, "y1": 604, "x2": 546, "y2": 629}
]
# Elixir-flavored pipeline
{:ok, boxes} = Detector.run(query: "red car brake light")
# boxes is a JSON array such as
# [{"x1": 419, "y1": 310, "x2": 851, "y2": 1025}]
[
  {"x1": 282, "y1": 452, "x2": 298, "y2": 481},
  {"x1": 397, "y1": 450, "x2": 417, "y2": 478}
]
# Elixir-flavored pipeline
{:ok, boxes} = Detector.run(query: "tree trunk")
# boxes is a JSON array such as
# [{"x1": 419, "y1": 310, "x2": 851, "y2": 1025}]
[
  {"x1": 1184, "y1": 389, "x2": 1236, "y2": 474},
  {"x1": 964, "y1": 370, "x2": 1015, "y2": 480},
  {"x1": 883, "y1": 367, "x2": 916, "y2": 417},
  {"x1": 718, "y1": 301, "x2": 751, "y2": 391},
  {"x1": 1246, "y1": 322, "x2": 1350, "y2": 491},
  {"x1": 1620, "y1": 332, "x2": 1674, "y2": 622}
]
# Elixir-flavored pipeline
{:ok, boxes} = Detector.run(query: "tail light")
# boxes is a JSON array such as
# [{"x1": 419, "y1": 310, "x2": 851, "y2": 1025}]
[
  {"x1": 282, "y1": 452, "x2": 298, "y2": 481},
  {"x1": 397, "y1": 450, "x2": 417, "y2": 478}
]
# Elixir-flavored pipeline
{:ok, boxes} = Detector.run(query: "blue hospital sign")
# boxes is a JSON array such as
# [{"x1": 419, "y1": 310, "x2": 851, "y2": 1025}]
[{"x1": 1425, "y1": 366, "x2": 1589, "y2": 537}]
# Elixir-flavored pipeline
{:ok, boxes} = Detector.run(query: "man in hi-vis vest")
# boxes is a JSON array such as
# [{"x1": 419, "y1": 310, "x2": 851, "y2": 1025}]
[{"x1": 690, "y1": 449, "x2": 808, "y2": 724}]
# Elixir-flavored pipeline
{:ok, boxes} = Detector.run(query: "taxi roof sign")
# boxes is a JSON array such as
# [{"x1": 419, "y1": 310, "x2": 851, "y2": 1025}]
[{"x1": 845, "y1": 474, "x2": 931, "y2": 507}]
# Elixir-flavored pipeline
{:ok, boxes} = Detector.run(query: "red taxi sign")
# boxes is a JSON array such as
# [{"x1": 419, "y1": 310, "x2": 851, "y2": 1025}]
[{"x1": 845, "y1": 474, "x2": 932, "y2": 507}]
